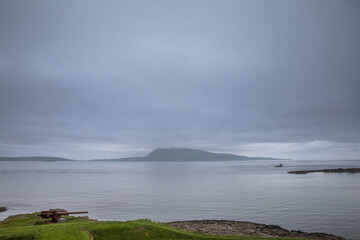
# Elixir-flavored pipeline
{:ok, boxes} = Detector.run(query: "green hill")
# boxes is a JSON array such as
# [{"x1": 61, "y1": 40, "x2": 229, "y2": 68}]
[{"x1": 0, "y1": 213, "x2": 302, "y2": 240}]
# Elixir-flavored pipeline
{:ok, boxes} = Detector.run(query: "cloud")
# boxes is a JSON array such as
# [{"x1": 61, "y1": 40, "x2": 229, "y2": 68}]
[
  {"x1": 235, "y1": 141, "x2": 360, "y2": 160},
  {"x1": 0, "y1": 0, "x2": 359, "y2": 159}
]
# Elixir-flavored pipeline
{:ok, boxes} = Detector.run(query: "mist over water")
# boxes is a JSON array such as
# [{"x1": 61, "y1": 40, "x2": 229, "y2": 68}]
[{"x1": 0, "y1": 160, "x2": 359, "y2": 239}]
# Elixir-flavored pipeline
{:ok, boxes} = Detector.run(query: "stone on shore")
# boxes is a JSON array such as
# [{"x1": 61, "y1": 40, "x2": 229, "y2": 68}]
[
  {"x1": 167, "y1": 220, "x2": 345, "y2": 240},
  {"x1": 288, "y1": 168, "x2": 360, "y2": 174}
]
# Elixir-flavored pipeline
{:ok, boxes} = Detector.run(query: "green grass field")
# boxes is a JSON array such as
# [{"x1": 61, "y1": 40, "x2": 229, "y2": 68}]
[{"x1": 0, "y1": 213, "x2": 304, "y2": 240}]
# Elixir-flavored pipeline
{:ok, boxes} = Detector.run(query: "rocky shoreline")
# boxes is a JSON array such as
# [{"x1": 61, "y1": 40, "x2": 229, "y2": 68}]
[
  {"x1": 167, "y1": 220, "x2": 344, "y2": 240},
  {"x1": 288, "y1": 168, "x2": 360, "y2": 174}
]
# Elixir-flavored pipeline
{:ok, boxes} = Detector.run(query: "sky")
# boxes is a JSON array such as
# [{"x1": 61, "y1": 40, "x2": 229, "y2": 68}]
[{"x1": 0, "y1": 0, "x2": 360, "y2": 160}]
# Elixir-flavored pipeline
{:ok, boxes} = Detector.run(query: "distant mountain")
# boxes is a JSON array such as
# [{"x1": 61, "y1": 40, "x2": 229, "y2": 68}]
[
  {"x1": 94, "y1": 148, "x2": 288, "y2": 161},
  {"x1": 0, "y1": 148, "x2": 289, "y2": 162},
  {"x1": 0, "y1": 156, "x2": 74, "y2": 161}
]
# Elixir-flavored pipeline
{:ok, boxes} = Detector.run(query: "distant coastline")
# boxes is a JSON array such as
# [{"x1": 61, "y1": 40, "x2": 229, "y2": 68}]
[
  {"x1": 0, "y1": 148, "x2": 289, "y2": 162},
  {"x1": 0, "y1": 156, "x2": 74, "y2": 162}
]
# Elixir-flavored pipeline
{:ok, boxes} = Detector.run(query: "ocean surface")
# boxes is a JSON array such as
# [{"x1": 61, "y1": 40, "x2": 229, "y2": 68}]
[{"x1": 0, "y1": 159, "x2": 359, "y2": 239}]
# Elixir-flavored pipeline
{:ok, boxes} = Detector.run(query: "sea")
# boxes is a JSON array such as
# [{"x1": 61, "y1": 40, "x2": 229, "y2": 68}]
[{"x1": 0, "y1": 159, "x2": 359, "y2": 239}]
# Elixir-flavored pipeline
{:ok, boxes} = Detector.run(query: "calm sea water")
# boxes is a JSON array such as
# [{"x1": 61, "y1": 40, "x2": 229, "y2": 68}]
[{"x1": 0, "y1": 160, "x2": 359, "y2": 239}]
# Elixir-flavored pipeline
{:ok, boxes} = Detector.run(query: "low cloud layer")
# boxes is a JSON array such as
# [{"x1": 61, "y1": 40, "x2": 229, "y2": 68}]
[{"x1": 1, "y1": 1, "x2": 360, "y2": 159}]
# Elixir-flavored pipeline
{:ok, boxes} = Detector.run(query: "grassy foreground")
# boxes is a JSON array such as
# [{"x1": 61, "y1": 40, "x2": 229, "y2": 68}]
[{"x1": 0, "y1": 213, "x2": 304, "y2": 240}]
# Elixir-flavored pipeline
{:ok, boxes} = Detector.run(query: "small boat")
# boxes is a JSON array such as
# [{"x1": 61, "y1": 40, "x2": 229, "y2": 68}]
[{"x1": 275, "y1": 163, "x2": 283, "y2": 167}]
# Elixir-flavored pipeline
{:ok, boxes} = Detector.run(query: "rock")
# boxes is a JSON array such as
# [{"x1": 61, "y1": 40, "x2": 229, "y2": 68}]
[
  {"x1": 77, "y1": 216, "x2": 98, "y2": 221},
  {"x1": 0, "y1": 207, "x2": 7, "y2": 212},
  {"x1": 288, "y1": 168, "x2": 360, "y2": 174},
  {"x1": 166, "y1": 220, "x2": 345, "y2": 240},
  {"x1": 48, "y1": 208, "x2": 67, "y2": 212}
]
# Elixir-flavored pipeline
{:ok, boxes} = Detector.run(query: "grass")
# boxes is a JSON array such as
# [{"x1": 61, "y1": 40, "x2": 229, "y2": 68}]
[{"x1": 0, "y1": 213, "x2": 305, "y2": 240}]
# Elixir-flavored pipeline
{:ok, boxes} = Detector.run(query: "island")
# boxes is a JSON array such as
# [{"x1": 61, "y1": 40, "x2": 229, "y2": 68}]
[
  {"x1": 288, "y1": 168, "x2": 360, "y2": 174},
  {"x1": 0, "y1": 148, "x2": 289, "y2": 162},
  {"x1": 0, "y1": 157, "x2": 74, "y2": 161},
  {"x1": 92, "y1": 148, "x2": 289, "y2": 161}
]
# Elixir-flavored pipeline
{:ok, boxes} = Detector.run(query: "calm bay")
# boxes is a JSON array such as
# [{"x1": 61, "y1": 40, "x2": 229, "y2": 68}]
[{"x1": 0, "y1": 160, "x2": 359, "y2": 239}]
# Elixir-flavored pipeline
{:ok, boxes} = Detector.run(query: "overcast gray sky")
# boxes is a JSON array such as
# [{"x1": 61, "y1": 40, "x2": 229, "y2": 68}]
[{"x1": 0, "y1": 0, "x2": 359, "y2": 160}]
